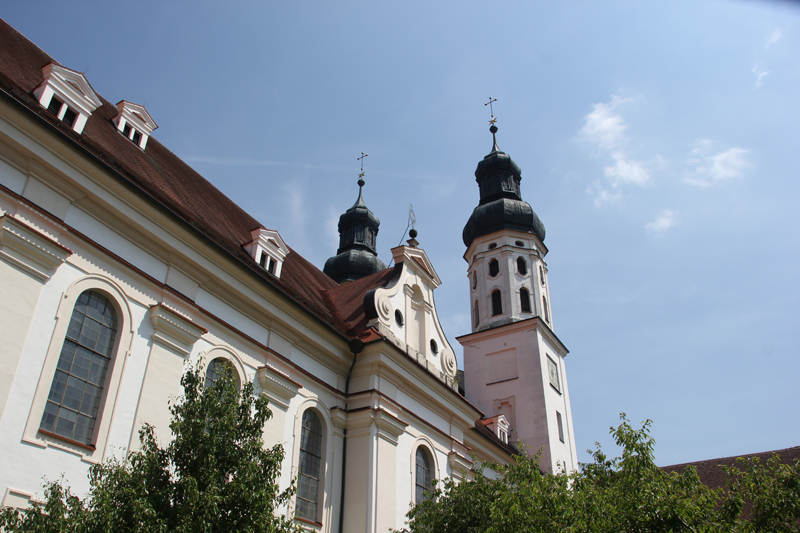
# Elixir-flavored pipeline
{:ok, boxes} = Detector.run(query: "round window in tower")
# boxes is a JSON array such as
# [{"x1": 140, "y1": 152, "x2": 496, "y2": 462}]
[
  {"x1": 395, "y1": 309, "x2": 404, "y2": 328},
  {"x1": 488, "y1": 242, "x2": 497, "y2": 250},
  {"x1": 430, "y1": 339, "x2": 438, "y2": 355}
]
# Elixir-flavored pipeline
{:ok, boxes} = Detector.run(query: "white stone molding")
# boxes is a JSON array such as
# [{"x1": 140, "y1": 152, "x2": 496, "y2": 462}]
[
  {"x1": 447, "y1": 451, "x2": 474, "y2": 482},
  {"x1": 244, "y1": 227, "x2": 289, "y2": 278},
  {"x1": 0, "y1": 215, "x2": 71, "y2": 280},
  {"x1": 113, "y1": 101, "x2": 158, "y2": 150},
  {"x1": 2, "y1": 487, "x2": 45, "y2": 510},
  {"x1": 256, "y1": 364, "x2": 301, "y2": 410},
  {"x1": 373, "y1": 409, "x2": 407, "y2": 445},
  {"x1": 33, "y1": 63, "x2": 102, "y2": 134},
  {"x1": 148, "y1": 304, "x2": 206, "y2": 356}
]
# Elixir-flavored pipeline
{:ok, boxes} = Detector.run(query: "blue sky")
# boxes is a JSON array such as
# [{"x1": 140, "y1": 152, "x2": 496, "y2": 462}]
[{"x1": 4, "y1": 1, "x2": 799, "y2": 466}]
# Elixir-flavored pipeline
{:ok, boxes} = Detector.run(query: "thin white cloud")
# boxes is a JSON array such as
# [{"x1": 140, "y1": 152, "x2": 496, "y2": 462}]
[
  {"x1": 325, "y1": 205, "x2": 340, "y2": 253},
  {"x1": 646, "y1": 209, "x2": 677, "y2": 236},
  {"x1": 605, "y1": 152, "x2": 651, "y2": 187},
  {"x1": 579, "y1": 95, "x2": 631, "y2": 152},
  {"x1": 752, "y1": 65, "x2": 770, "y2": 89},
  {"x1": 184, "y1": 155, "x2": 351, "y2": 173},
  {"x1": 283, "y1": 180, "x2": 306, "y2": 248},
  {"x1": 767, "y1": 28, "x2": 782, "y2": 48},
  {"x1": 685, "y1": 140, "x2": 750, "y2": 187},
  {"x1": 579, "y1": 94, "x2": 650, "y2": 206}
]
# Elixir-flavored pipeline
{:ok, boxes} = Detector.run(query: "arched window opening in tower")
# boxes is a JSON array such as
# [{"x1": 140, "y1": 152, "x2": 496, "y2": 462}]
[
  {"x1": 543, "y1": 296, "x2": 550, "y2": 323},
  {"x1": 489, "y1": 259, "x2": 499, "y2": 277},
  {"x1": 491, "y1": 290, "x2": 502, "y2": 316},
  {"x1": 473, "y1": 301, "x2": 479, "y2": 327},
  {"x1": 517, "y1": 257, "x2": 527, "y2": 275},
  {"x1": 539, "y1": 265, "x2": 546, "y2": 285},
  {"x1": 520, "y1": 288, "x2": 531, "y2": 313},
  {"x1": 472, "y1": 271, "x2": 477, "y2": 290}
]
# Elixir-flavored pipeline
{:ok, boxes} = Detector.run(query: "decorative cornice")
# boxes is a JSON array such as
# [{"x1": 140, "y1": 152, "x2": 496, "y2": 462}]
[
  {"x1": 0, "y1": 215, "x2": 71, "y2": 280},
  {"x1": 148, "y1": 304, "x2": 206, "y2": 356},
  {"x1": 448, "y1": 451, "x2": 474, "y2": 481},
  {"x1": 256, "y1": 364, "x2": 301, "y2": 410}
]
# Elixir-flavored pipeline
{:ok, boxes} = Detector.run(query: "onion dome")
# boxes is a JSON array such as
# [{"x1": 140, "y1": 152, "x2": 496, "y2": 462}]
[
  {"x1": 462, "y1": 125, "x2": 545, "y2": 247},
  {"x1": 324, "y1": 177, "x2": 386, "y2": 283}
]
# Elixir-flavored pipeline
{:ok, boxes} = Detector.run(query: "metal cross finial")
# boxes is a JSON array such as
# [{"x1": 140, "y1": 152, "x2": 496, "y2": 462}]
[
  {"x1": 357, "y1": 152, "x2": 368, "y2": 177},
  {"x1": 485, "y1": 97, "x2": 498, "y2": 125}
]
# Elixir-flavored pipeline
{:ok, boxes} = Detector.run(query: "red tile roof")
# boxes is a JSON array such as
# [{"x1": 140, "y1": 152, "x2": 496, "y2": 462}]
[
  {"x1": 0, "y1": 17, "x2": 370, "y2": 340},
  {"x1": 662, "y1": 445, "x2": 800, "y2": 490}
]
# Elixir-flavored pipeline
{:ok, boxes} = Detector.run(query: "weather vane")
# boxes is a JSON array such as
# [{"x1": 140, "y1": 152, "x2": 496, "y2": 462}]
[
  {"x1": 357, "y1": 152, "x2": 368, "y2": 184},
  {"x1": 485, "y1": 97, "x2": 498, "y2": 125}
]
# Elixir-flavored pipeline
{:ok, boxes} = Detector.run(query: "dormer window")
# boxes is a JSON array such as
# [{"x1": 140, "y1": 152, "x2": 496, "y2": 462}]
[
  {"x1": 245, "y1": 228, "x2": 289, "y2": 279},
  {"x1": 34, "y1": 63, "x2": 101, "y2": 135},
  {"x1": 113, "y1": 101, "x2": 157, "y2": 150}
]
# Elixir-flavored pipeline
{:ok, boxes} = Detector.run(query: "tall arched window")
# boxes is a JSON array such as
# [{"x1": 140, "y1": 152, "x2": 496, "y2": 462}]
[
  {"x1": 488, "y1": 259, "x2": 499, "y2": 277},
  {"x1": 520, "y1": 288, "x2": 531, "y2": 313},
  {"x1": 415, "y1": 447, "x2": 433, "y2": 504},
  {"x1": 205, "y1": 357, "x2": 240, "y2": 389},
  {"x1": 473, "y1": 300, "x2": 480, "y2": 327},
  {"x1": 491, "y1": 290, "x2": 502, "y2": 316},
  {"x1": 296, "y1": 409, "x2": 323, "y2": 521},
  {"x1": 471, "y1": 271, "x2": 477, "y2": 290},
  {"x1": 517, "y1": 257, "x2": 527, "y2": 275},
  {"x1": 39, "y1": 290, "x2": 117, "y2": 445}
]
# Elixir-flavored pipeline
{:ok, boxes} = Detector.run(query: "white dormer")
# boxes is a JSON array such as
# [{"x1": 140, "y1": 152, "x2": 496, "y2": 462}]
[
  {"x1": 485, "y1": 414, "x2": 511, "y2": 444},
  {"x1": 245, "y1": 228, "x2": 289, "y2": 278},
  {"x1": 113, "y1": 101, "x2": 158, "y2": 150},
  {"x1": 33, "y1": 63, "x2": 102, "y2": 135}
]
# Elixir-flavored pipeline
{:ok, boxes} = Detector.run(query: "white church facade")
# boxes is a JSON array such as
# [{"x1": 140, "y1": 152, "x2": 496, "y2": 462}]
[{"x1": 0, "y1": 17, "x2": 576, "y2": 532}]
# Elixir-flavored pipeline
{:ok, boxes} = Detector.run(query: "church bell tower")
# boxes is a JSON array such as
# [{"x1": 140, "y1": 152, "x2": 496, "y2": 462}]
[{"x1": 458, "y1": 122, "x2": 578, "y2": 473}]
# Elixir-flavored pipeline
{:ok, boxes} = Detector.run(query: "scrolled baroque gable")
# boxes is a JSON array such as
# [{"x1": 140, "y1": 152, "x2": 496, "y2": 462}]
[{"x1": 364, "y1": 244, "x2": 458, "y2": 389}]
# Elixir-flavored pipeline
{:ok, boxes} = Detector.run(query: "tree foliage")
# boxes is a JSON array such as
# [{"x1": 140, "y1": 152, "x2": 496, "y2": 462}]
[
  {"x1": 0, "y1": 365, "x2": 304, "y2": 533},
  {"x1": 400, "y1": 415, "x2": 800, "y2": 533}
]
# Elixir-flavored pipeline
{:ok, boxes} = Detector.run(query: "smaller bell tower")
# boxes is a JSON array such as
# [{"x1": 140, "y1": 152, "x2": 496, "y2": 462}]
[{"x1": 458, "y1": 121, "x2": 577, "y2": 473}]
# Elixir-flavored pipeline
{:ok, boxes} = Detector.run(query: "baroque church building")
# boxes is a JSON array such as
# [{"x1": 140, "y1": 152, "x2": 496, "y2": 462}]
[{"x1": 0, "y1": 18, "x2": 576, "y2": 532}]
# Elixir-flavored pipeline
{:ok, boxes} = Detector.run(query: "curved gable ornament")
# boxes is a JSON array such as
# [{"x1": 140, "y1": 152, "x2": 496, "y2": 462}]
[{"x1": 364, "y1": 245, "x2": 458, "y2": 389}]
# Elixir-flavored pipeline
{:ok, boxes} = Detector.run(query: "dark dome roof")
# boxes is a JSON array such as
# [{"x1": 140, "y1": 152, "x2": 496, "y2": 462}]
[
  {"x1": 324, "y1": 248, "x2": 386, "y2": 284},
  {"x1": 462, "y1": 197, "x2": 545, "y2": 247},
  {"x1": 339, "y1": 193, "x2": 380, "y2": 231},
  {"x1": 462, "y1": 126, "x2": 546, "y2": 248}
]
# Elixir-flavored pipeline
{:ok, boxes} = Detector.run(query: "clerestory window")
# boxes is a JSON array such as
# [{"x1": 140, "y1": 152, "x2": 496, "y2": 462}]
[
  {"x1": 39, "y1": 291, "x2": 117, "y2": 446},
  {"x1": 415, "y1": 447, "x2": 433, "y2": 504},
  {"x1": 296, "y1": 409, "x2": 323, "y2": 521}
]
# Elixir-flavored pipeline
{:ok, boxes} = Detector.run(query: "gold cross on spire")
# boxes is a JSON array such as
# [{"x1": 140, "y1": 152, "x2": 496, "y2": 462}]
[
  {"x1": 357, "y1": 152, "x2": 368, "y2": 180},
  {"x1": 485, "y1": 97, "x2": 498, "y2": 125}
]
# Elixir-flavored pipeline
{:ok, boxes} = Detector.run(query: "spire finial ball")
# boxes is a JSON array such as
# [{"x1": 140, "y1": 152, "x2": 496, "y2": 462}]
[
  {"x1": 358, "y1": 177, "x2": 365, "y2": 187},
  {"x1": 409, "y1": 228, "x2": 418, "y2": 239},
  {"x1": 489, "y1": 124, "x2": 498, "y2": 134}
]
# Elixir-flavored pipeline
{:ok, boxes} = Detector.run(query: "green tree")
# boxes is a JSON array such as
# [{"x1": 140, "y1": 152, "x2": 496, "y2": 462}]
[
  {"x1": 400, "y1": 415, "x2": 800, "y2": 533},
  {"x1": 0, "y1": 365, "x2": 304, "y2": 533}
]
